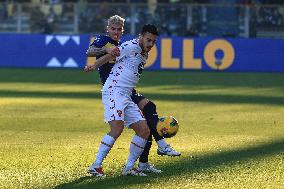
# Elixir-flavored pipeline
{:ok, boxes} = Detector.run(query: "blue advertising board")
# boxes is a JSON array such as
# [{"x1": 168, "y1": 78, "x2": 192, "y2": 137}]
[{"x1": 1, "y1": 33, "x2": 284, "y2": 72}]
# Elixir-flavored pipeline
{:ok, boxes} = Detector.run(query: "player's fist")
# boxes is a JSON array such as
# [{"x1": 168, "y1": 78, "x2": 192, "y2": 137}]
[
  {"x1": 106, "y1": 47, "x2": 120, "y2": 57},
  {"x1": 112, "y1": 47, "x2": 120, "y2": 57},
  {"x1": 84, "y1": 65, "x2": 94, "y2": 72}
]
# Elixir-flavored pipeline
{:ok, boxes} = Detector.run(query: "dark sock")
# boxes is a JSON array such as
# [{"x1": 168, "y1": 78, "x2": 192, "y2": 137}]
[
  {"x1": 143, "y1": 101, "x2": 163, "y2": 142},
  {"x1": 139, "y1": 135, "x2": 152, "y2": 163}
]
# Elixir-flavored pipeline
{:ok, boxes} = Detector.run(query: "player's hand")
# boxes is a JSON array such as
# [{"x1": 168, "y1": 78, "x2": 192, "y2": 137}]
[
  {"x1": 84, "y1": 65, "x2": 95, "y2": 72},
  {"x1": 106, "y1": 47, "x2": 120, "y2": 57}
]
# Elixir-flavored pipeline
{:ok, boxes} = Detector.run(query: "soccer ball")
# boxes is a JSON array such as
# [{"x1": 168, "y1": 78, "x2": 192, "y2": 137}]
[{"x1": 157, "y1": 116, "x2": 179, "y2": 138}]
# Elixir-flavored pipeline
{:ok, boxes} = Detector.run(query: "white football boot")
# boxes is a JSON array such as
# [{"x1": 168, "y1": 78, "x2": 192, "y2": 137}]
[
  {"x1": 138, "y1": 162, "x2": 162, "y2": 173},
  {"x1": 88, "y1": 167, "x2": 106, "y2": 177},
  {"x1": 157, "y1": 144, "x2": 181, "y2": 156},
  {"x1": 122, "y1": 166, "x2": 147, "y2": 176}
]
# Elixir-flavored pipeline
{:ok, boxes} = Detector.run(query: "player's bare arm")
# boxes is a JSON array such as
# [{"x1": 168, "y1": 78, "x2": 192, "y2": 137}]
[
  {"x1": 86, "y1": 46, "x2": 120, "y2": 57},
  {"x1": 86, "y1": 46, "x2": 107, "y2": 57},
  {"x1": 84, "y1": 54, "x2": 116, "y2": 72}
]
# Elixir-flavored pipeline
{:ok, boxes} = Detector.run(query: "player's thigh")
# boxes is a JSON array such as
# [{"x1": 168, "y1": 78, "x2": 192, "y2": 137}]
[
  {"x1": 131, "y1": 90, "x2": 149, "y2": 110},
  {"x1": 124, "y1": 101, "x2": 145, "y2": 128},
  {"x1": 102, "y1": 92, "x2": 127, "y2": 122}
]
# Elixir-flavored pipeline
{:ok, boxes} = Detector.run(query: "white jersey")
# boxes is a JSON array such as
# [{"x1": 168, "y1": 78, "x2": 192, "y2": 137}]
[{"x1": 102, "y1": 39, "x2": 147, "y2": 94}]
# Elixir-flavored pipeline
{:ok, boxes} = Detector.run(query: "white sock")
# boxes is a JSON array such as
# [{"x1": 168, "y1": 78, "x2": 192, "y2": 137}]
[
  {"x1": 157, "y1": 139, "x2": 168, "y2": 148},
  {"x1": 125, "y1": 135, "x2": 147, "y2": 169},
  {"x1": 90, "y1": 134, "x2": 115, "y2": 169}
]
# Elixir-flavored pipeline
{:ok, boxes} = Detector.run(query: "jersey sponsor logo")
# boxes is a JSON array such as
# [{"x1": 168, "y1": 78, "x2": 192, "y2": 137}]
[{"x1": 145, "y1": 38, "x2": 235, "y2": 70}]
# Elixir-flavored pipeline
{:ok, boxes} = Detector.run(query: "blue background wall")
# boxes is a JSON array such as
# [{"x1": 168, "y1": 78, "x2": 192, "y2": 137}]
[{"x1": 1, "y1": 34, "x2": 284, "y2": 72}]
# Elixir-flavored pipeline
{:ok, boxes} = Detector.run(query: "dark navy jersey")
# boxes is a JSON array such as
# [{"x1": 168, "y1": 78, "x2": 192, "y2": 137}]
[{"x1": 90, "y1": 35, "x2": 120, "y2": 85}]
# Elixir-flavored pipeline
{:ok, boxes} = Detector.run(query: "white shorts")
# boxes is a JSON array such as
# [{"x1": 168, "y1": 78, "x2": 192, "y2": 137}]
[{"x1": 102, "y1": 89, "x2": 145, "y2": 127}]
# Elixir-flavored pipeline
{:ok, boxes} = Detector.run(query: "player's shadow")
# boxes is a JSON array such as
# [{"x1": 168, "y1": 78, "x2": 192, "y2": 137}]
[
  {"x1": 147, "y1": 92, "x2": 284, "y2": 105},
  {"x1": 54, "y1": 138, "x2": 284, "y2": 189},
  {"x1": 140, "y1": 71, "x2": 284, "y2": 89},
  {"x1": 1, "y1": 69, "x2": 284, "y2": 106},
  {"x1": 0, "y1": 89, "x2": 283, "y2": 106},
  {"x1": 1, "y1": 69, "x2": 284, "y2": 90},
  {"x1": 0, "y1": 89, "x2": 102, "y2": 99}
]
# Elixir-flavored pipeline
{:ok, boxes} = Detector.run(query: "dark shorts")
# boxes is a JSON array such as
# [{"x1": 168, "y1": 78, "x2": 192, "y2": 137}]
[{"x1": 131, "y1": 89, "x2": 146, "y2": 105}]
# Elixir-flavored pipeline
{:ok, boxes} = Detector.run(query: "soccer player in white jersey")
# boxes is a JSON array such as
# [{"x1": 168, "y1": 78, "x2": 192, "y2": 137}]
[
  {"x1": 88, "y1": 24, "x2": 159, "y2": 177},
  {"x1": 86, "y1": 16, "x2": 180, "y2": 167}
]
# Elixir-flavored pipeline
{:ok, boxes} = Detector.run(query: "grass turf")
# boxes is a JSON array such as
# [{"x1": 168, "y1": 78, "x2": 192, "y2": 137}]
[{"x1": 0, "y1": 68, "x2": 284, "y2": 189}]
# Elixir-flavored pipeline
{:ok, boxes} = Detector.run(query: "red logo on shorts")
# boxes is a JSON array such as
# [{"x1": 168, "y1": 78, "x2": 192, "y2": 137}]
[{"x1": 117, "y1": 110, "x2": 122, "y2": 117}]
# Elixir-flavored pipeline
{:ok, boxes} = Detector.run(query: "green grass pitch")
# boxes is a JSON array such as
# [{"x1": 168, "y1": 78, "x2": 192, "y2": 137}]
[{"x1": 0, "y1": 68, "x2": 284, "y2": 189}]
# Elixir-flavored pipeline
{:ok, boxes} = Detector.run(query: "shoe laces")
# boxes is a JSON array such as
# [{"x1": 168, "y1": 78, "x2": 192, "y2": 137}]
[{"x1": 164, "y1": 144, "x2": 174, "y2": 151}]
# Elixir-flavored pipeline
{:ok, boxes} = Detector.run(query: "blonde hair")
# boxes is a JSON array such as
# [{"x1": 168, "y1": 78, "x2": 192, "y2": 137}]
[{"x1": 107, "y1": 15, "x2": 125, "y2": 26}]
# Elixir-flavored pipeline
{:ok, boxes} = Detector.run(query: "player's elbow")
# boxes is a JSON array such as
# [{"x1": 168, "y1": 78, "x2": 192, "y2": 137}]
[
  {"x1": 86, "y1": 50, "x2": 94, "y2": 57},
  {"x1": 86, "y1": 46, "x2": 97, "y2": 57}
]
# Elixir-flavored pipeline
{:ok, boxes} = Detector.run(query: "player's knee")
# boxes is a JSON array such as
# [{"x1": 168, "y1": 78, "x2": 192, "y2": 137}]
[
  {"x1": 135, "y1": 122, "x2": 150, "y2": 139},
  {"x1": 109, "y1": 124, "x2": 124, "y2": 139},
  {"x1": 131, "y1": 120, "x2": 150, "y2": 139},
  {"x1": 143, "y1": 101, "x2": 157, "y2": 113},
  {"x1": 137, "y1": 98, "x2": 149, "y2": 110},
  {"x1": 143, "y1": 101, "x2": 158, "y2": 117},
  {"x1": 140, "y1": 124, "x2": 150, "y2": 139}
]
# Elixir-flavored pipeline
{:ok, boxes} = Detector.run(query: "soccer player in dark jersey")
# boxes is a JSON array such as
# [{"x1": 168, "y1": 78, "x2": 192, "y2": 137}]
[{"x1": 85, "y1": 15, "x2": 180, "y2": 176}]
